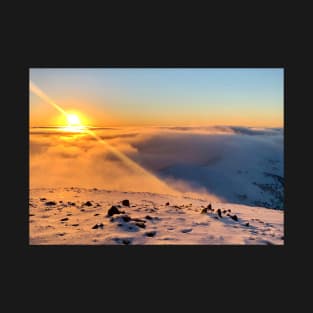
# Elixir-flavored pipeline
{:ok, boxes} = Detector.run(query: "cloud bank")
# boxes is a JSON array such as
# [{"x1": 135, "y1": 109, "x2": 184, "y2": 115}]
[{"x1": 30, "y1": 126, "x2": 284, "y2": 206}]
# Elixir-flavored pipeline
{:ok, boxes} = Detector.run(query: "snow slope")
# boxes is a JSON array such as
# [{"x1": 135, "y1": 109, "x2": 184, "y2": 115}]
[{"x1": 29, "y1": 187, "x2": 284, "y2": 245}]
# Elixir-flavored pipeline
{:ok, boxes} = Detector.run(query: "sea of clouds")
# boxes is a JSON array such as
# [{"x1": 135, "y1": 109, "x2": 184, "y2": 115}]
[{"x1": 30, "y1": 126, "x2": 283, "y2": 205}]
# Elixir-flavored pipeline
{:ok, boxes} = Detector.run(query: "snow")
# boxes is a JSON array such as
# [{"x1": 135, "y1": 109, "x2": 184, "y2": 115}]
[{"x1": 29, "y1": 187, "x2": 284, "y2": 245}]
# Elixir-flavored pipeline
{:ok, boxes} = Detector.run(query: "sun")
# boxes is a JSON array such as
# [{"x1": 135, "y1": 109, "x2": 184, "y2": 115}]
[
  {"x1": 67, "y1": 114, "x2": 81, "y2": 126},
  {"x1": 59, "y1": 112, "x2": 87, "y2": 133}
]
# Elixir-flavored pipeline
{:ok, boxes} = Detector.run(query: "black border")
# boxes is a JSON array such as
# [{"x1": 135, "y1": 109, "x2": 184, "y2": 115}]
[{"x1": 11, "y1": 55, "x2": 297, "y2": 297}]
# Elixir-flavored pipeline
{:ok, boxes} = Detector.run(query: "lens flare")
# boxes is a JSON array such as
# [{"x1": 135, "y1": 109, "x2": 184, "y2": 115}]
[{"x1": 29, "y1": 80, "x2": 179, "y2": 195}]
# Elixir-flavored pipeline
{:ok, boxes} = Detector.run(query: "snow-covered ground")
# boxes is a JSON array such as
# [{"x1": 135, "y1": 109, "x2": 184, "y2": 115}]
[{"x1": 29, "y1": 187, "x2": 284, "y2": 245}]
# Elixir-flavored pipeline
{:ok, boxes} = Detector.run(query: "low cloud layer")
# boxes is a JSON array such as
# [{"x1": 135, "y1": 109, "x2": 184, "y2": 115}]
[{"x1": 30, "y1": 126, "x2": 283, "y2": 205}]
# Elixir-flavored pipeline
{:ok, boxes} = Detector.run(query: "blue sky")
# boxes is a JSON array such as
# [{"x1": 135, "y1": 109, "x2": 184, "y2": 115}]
[{"x1": 30, "y1": 68, "x2": 284, "y2": 127}]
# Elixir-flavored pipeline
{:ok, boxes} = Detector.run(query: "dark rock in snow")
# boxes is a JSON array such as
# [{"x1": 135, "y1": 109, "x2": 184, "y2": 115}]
[
  {"x1": 45, "y1": 201, "x2": 56, "y2": 206},
  {"x1": 145, "y1": 231, "x2": 156, "y2": 237},
  {"x1": 135, "y1": 222, "x2": 146, "y2": 228},
  {"x1": 83, "y1": 201, "x2": 92, "y2": 206},
  {"x1": 122, "y1": 199, "x2": 130, "y2": 207},
  {"x1": 145, "y1": 215, "x2": 153, "y2": 220},
  {"x1": 165, "y1": 202, "x2": 170, "y2": 206},
  {"x1": 245, "y1": 222, "x2": 250, "y2": 227},
  {"x1": 108, "y1": 206, "x2": 122, "y2": 216},
  {"x1": 207, "y1": 204, "x2": 212, "y2": 211},
  {"x1": 72, "y1": 224, "x2": 79, "y2": 227},
  {"x1": 68, "y1": 202, "x2": 76, "y2": 206},
  {"x1": 94, "y1": 213, "x2": 100, "y2": 216},
  {"x1": 228, "y1": 209, "x2": 231, "y2": 212},
  {"x1": 40, "y1": 198, "x2": 47, "y2": 201},
  {"x1": 223, "y1": 210, "x2": 227, "y2": 214},
  {"x1": 122, "y1": 215, "x2": 131, "y2": 222},
  {"x1": 80, "y1": 209, "x2": 85, "y2": 212},
  {"x1": 60, "y1": 218, "x2": 69, "y2": 221},
  {"x1": 201, "y1": 207, "x2": 208, "y2": 214},
  {"x1": 92, "y1": 223, "x2": 104, "y2": 229},
  {"x1": 230, "y1": 215, "x2": 238, "y2": 221},
  {"x1": 122, "y1": 239, "x2": 131, "y2": 245},
  {"x1": 217, "y1": 209, "x2": 222, "y2": 218}
]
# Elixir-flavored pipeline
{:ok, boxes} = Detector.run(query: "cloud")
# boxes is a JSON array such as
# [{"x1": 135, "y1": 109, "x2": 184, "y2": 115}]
[{"x1": 30, "y1": 126, "x2": 283, "y2": 205}]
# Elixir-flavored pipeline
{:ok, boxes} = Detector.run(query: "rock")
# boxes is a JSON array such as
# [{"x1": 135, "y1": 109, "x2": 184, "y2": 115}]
[
  {"x1": 145, "y1": 215, "x2": 153, "y2": 220},
  {"x1": 83, "y1": 201, "x2": 92, "y2": 206},
  {"x1": 72, "y1": 224, "x2": 79, "y2": 227},
  {"x1": 122, "y1": 215, "x2": 131, "y2": 222},
  {"x1": 59, "y1": 201, "x2": 63, "y2": 203},
  {"x1": 165, "y1": 202, "x2": 170, "y2": 206},
  {"x1": 94, "y1": 213, "x2": 100, "y2": 216},
  {"x1": 217, "y1": 209, "x2": 222, "y2": 218},
  {"x1": 201, "y1": 207, "x2": 208, "y2": 214},
  {"x1": 92, "y1": 223, "x2": 104, "y2": 229},
  {"x1": 223, "y1": 210, "x2": 227, "y2": 214},
  {"x1": 108, "y1": 206, "x2": 122, "y2": 216},
  {"x1": 181, "y1": 228, "x2": 192, "y2": 233},
  {"x1": 145, "y1": 231, "x2": 156, "y2": 237},
  {"x1": 228, "y1": 209, "x2": 231, "y2": 212},
  {"x1": 135, "y1": 222, "x2": 146, "y2": 228},
  {"x1": 117, "y1": 223, "x2": 123, "y2": 227},
  {"x1": 122, "y1": 239, "x2": 131, "y2": 245},
  {"x1": 40, "y1": 198, "x2": 47, "y2": 201},
  {"x1": 67, "y1": 213, "x2": 72, "y2": 216},
  {"x1": 60, "y1": 218, "x2": 69, "y2": 221},
  {"x1": 80, "y1": 209, "x2": 85, "y2": 212},
  {"x1": 122, "y1": 199, "x2": 130, "y2": 207},
  {"x1": 245, "y1": 222, "x2": 249, "y2": 227},
  {"x1": 230, "y1": 215, "x2": 238, "y2": 221},
  {"x1": 207, "y1": 204, "x2": 212, "y2": 211},
  {"x1": 281, "y1": 236, "x2": 284, "y2": 240},
  {"x1": 68, "y1": 202, "x2": 76, "y2": 206},
  {"x1": 45, "y1": 201, "x2": 56, "y2": 206}
]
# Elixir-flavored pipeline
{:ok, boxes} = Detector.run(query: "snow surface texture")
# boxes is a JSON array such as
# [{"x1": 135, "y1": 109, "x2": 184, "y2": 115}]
[{"x1": 29, "y1": 188, "x2": 284, "y2": 245}]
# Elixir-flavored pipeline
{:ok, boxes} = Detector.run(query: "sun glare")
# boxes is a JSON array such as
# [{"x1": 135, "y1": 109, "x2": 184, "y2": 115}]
[
  {"x1": 67, "y1": 114, "x2": 81, "y2": 126},
  {"x1": 59, "y1": 112, "x2": 87, "y2": 133}
]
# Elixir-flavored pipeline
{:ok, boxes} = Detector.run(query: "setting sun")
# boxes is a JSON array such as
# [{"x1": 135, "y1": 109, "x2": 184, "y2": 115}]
[{"x1": 67, "y1": 114, "x2": 81, "y2": 126}]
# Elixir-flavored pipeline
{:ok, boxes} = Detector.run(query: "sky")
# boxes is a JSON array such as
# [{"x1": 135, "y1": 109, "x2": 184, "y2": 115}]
[{"x1": 29, "y1": 68, "x2": 284, "y2": 127}]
